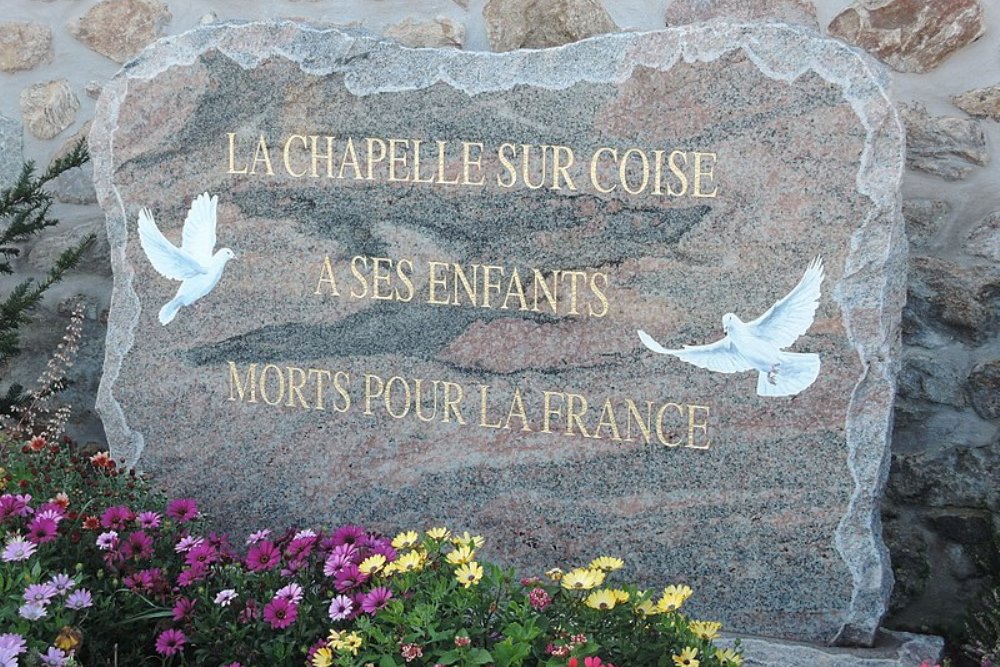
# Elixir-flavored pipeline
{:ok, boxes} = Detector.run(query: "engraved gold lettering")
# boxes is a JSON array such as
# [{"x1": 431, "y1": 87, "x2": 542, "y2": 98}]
[
  {"x1": 462, "y1": 142, "x2": 486, "y2": 186},
  {"x1": 350, "y1": 256, "x2": 369, "y2": 299},
  {"x1": 427, "y1": 261, "x2": 451, "y2": 305},
  {"x1": 687, "y1": 404, "x2": 711, "y2": 449},
  {"x1": 250, "y1": 135, "x2": 274, "y2": 176},
  {"x1": 227, "y1": 133, "x2": 249, "y2": 174},
  {"x1": 227, "y1": 361, "x2": 257, "y2": 402},
  {"x1": 655, "y1": 402, "x2": 685, "y2": 447},
  {"x1": 282, "y1": 134, "x2": 308, "y2": 178},
  {"x1": 693, "y1": 151, "x2": 718, "y2": 198},
  {"x1": 589, "y1": 147, "x2": 617, "y2": 193},
  {"x1": 496, "y1": 143, "x2": 517, "y2": 188},
  {"x1": 315, "y1": 256, "x2": 340, "y2": 296},
  {"x1": 388, "y1": 138, "x2": 409, "y2": 182}
]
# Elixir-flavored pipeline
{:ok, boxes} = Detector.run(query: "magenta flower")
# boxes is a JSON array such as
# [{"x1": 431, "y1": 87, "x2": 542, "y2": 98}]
[
  {"x1": 176, "y1": 564, "x2": 207, "y2": 587},
  {"x1": 245, "y1": 540, "x2": 281, "y2": 572},
  {"x1": 122, "y1": 531, "x2": 154, "y2": 560},
  {"x1": 155, "y1": 629, "x2": 186, "y2": 656},
  {"x1": 286, "y1": 535, "x2": 317, "y2": 560},
  {"x1": 331, "y1": 524, "x2": 366, "y2": 546},
  {"x1": 185, "y1": 542, "x2": 218, "y2": 568},
  {"x1": 328, "y1": 594, "x2": 353, "y2": 621},
  {"x1": 26, "y1": 516, "x2": 58, "y2": 544},
  {"x1": 360, "y1": 586, "x2": 393, "y2": 614},
  {"x1": 334, "y1": 563, "x2": 368, "y2": 592},
  {"x1": 166, "y1": 498, "x2": 199, "y2": 523},
  {"x1": 262, "y1": 597, "x2": 298, "y2": 629},
  {"x1": 136, "y1": 511, "x2": 162, "y2": 529},
  {"x1": 2, "y1": 536, "x2": 36, "y2": 562},
  {"x1": 171, "y1": 597, "x2": 196, "y2": 622},
  {"x1": 0, "y1": 494, "x2": 33, "y2": 521},
  {"x1": 100, "y1": 505, "x2": 133, "y2": 530}
]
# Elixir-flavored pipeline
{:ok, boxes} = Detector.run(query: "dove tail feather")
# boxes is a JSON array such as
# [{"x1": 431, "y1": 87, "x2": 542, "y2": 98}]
[
  {"x1": 756, "y1": 352, "x2": 821, "y2": 397},
  {"x1": 159, "y1": 298, "x2": 182, "y2": 325}
]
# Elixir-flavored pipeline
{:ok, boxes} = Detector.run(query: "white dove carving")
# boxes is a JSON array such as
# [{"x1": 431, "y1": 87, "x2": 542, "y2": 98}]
[
  {"x1": 638, "y1": 257, "x2": 825, "y2": 397},
  {"x1": 137, "y1": 192, "x2": 235, "y2": 325}
]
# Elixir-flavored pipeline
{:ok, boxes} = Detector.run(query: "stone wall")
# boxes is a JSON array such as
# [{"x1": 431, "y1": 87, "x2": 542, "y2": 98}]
[{"x1": 1, "y1": 0, "x2": 997, "y2": 639}]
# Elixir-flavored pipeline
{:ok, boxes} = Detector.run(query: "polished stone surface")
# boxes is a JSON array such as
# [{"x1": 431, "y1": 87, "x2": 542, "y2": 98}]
[{"x1": 92, "y1": 21, "x2": 905, "y2": 644}]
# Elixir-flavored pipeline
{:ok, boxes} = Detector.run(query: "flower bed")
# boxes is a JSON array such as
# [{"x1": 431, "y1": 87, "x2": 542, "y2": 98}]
[{"x1": 0, "y1": 435, "x2": 742, "y2": 666}]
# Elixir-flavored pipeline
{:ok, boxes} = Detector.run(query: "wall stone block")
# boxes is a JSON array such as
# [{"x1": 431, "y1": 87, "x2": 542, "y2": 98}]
[
  {"x1": 964, "y1": 211, "x2": 999, "y2": 263},
  {"x1": 19, "y1": 79, "x2": 79, "y2": 140},
  {"x1": 901, "y1": 199, "x2": 949, "y2": 249},
  {"x1": 901, "y1": 103, "x2": 987, "y2": 180},
  {"x1": 483, "y1": 0, "x2": 617, "y2": 51},
  {"x1": 905, "y1": 255, "x2": 998, "y2": 345},
  {"x1": 665, "y1": 0, "x2": 818, "y2": 28},
  {"x1": 0, "y1": 114, "x2": 23, "y2": 191},
  {"x1": 0, "y1": 21, "x2": 53, "y2": 73},
  {"x1": 953, "y1": 84, "x2": 1000, "y2": 121},
  {"x1": 384, "y1": 17, "x2": 465, "y2": 49},
  {"x1": 69, "y1": 0, "x2": 172, "y2": 64},
  {"x1": 967, "y1": 359, "x2": 1000, "y2": 420},
  {"x1": 828, "y1": 0, "x2": 984, "y2": 73}
]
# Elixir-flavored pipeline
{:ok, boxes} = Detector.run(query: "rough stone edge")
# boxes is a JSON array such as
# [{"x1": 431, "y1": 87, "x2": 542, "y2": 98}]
[
  {"x1": 716, "y1": 631, "x2": 943, "y2": 666},
  {"x1": 90, "y1": 20, "x2": 906, "y2": 645}
]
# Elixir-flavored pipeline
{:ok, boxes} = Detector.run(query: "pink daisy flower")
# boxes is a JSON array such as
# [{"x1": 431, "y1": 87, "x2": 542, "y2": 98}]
[
  {"x1": 262, "y1": 597, "x2": 297, "y2": 629},
  {"x1": 245, "y1": 541, "x2": 281, "y2": 572},
  {"x1": 165, "y1": 499, "x2": 198, "y2": 523},
  {"x1": 155, "y1": 628, "x2": 186, "y2": 656}
]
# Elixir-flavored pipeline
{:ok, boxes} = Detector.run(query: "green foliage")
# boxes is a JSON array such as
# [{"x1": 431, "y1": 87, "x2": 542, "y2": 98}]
[
  {"x1": 0, "y1": 140, "x2": 95, "y2": 414},
  {"x1": 0, "y1": 436, "x2": 742, "y2": 666}
]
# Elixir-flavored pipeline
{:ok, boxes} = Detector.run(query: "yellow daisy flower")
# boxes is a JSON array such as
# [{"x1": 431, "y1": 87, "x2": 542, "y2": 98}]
[
  {"x1": 311, "y1": 647, "x2": 333, "y2": 667},
  {"x1": 584, "y1": 589, "x2": 617, "y2": 610},
  {"x1": 426, "y1": 527, "x2": 451, "y2": 540},
  {"x1": 358, "y1": 553, "x2": 386, "y2": 575},
  {"x1": 455, "y1": 561, "x2": 484, "y2": 588},
  {"x1": 714, "y1": 648, "x2": 743, "y2": 665},
  {"x1": 689, "y1": 620, "x2": 722, "y2": 640},
  {"x1": 560, "y1": 568, "x2": 603, "y2": 590},
  {"x1": 446, "y1": 545, "x2": 476, "y2": 565},
  {"x1": 343, "y1": 632, "x2": 363, "y2": 655},
  {"x1": 588, "y1": 555, "x2": 624, "y2": 571},
  {"x1": 545, "y1": 567, "x2": 564, "y2": 581},
  {"x1": 611, "y1": 589, "x2": 631, "y2": 603},
  {"x1": 673, "y1": 646, "x2": 699, "y2": 667},
  {"x1": 395, "y1": 550, "x2": 426, "y2": 573},
  {"x1": 634, "y1": 599, "x2": 659, "y2": 616},
  {"x1": 392, "y1": 530, "x2": 420, "y2": 550},
  {"x1": 327, "y1": 630, "x2": 344, "y2": 649},
  {"x1": 382, "y1": 562, "x2": 398, "y2": 576},
  {"x1": 451, "y1": 531, "x2": 485, "y2": 549},
  {"x1": 657, "y1": 584, "x2": 694, "y2": 612}
]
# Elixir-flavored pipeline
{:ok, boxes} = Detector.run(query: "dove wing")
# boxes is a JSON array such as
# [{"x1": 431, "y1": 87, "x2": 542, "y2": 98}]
[
  {"x1": 746, "y1": 256, "x2": 824, "y2": 350},
  {"x1": 138, "y1": 208, "x2": 208, "y2": 281},
  {"x1": 180, "y1": 192, "x2": 218, "y2": 265},
  {"x1": 638, "y1": 329, "x2": 753, "y2": 374}
]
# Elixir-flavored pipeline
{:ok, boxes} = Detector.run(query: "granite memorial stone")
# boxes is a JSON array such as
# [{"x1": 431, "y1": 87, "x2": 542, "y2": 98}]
[{"x1": 91, "y1": 21, "x2": 906, "y2": 645}]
